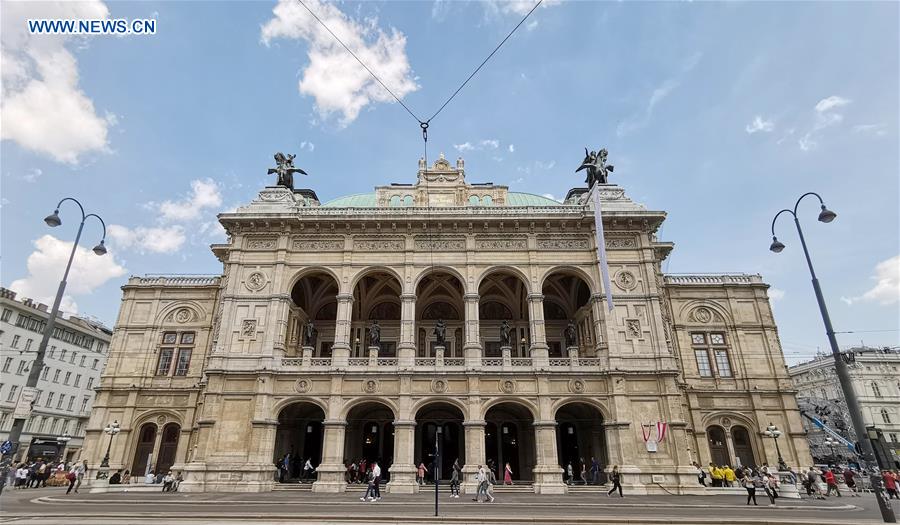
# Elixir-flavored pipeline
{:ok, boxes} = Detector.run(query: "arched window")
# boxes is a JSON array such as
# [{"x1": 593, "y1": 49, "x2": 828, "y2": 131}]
[
  {"x1": 468, "y1": 195, "x2": 480, "y2": 206},
  {"x1": 402, "y1": 195, "x2": 414, "y2": 207},
  {"x1": 389, "y1": 195, "x2": 401, "y2": 207},
  {"x1": 882, "y1": 409, "x2": 892, "y2": 424},
  {"x1": 482, "y1": 195, "x2": 493, "y2": 206},
  {"x1": 873, "y1": 382, "x2": 882, "y2": 398}
]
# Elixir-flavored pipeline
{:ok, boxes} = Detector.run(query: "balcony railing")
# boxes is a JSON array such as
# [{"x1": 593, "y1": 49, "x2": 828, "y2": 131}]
[{"x1": 278, "y1": 356, "x2": 605, "y2": 371}]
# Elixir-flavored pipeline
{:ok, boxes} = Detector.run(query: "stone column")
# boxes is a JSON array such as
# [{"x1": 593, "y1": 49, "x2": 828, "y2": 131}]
[
  {"x1": 527, "y1": 294, "x2": 549, "y2": 368},
  {"x1": 463, "y1": 293, "x2": 482, "y2": 368},
  {"x1": 462, "y1": 420, "x2": 486, "y2": 494},
  {"x1": 398, "y1": 293, "x2": 416, "y2": 368},
  {"x1": 312, "y1": 421, "x2": 347, "y2": 493},
  {"x1": 388, "y1": 420, "x2": 418, "y2": 493},
  {"x1": 590, "y1": 294, "x2": 608, "y2": 357},
  {"x1": 331, "y1": 294, "x2": 353, "y2": 368},
  {"x1": 533, "y1": 420, "x2": 565, "y2": 494}
]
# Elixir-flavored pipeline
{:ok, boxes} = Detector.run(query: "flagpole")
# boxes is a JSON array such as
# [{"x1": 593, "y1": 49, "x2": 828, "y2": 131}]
[{"x1": 589, "y1": 182, "x2": 615, "y2": 312}]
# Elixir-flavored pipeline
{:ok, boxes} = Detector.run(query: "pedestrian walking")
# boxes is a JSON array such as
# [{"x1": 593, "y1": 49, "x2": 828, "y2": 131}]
[
  {"x1": 302, "y1": 458, "x2": 314, "y2": 482},
  {"x1": 359, "y1": 468, "x2": 376, "y2": 501},
  {"x1": 842, "y1": 467, "x2": 859, "y2": 497},
  {"x1": 745, "y1": 471, "x2": 761, "y2": 505},
  {"x1": 65, "y1": 468, "x2": 77, "y2": 495},
  {"x1": 417, "y1": 462, "x2": 427, "y2": 485},
  {"x1": 473, "y1": 465, "x2": 487, "y2": 502},
  {"x1": 824, "y1": 469, "x2": 841, "y2": 497},
  {"x1": 607, "y1": 465, "x2": 623, "y2": 497},
  {"x1": 579, "y1": 458, "x2": 588, "y2": 485},
  {"x1": 590, "y1": 457, "x2": 600, "y2": 485},
  {"x1": 74, "y1": 461, "x2": 86, "y2": 493},
  {"x1": 763, "y1": 474, "x2": 779, "y2": 506},
  {"x1": 503, "y1": 462, "x2": 513, "y2": 485},
  {"x1": 566, "y1": 462, "x2": 574, "y2": 485},
  {"x1": 449, "y1": 460, "x2": 460, "y2": 498},
  {"x1": 695, "y1": 462, "x2": 707, "y2": 487},
  {"x1": 372, "y1": 461, "x2": 382, "y2": 501},
  {"x1": 486, "y1": 465, "x2": 497, "y2": 502},
  {"x1": 883, "y1": 470, "x2": 899, "y2": 499}
]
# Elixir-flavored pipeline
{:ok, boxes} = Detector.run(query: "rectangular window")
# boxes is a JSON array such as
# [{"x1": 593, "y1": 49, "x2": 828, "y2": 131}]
[
  {"x1": 695, "y1": 350, "x2": 713, "y2": 377},
  {"x1": 80, "y1": 397, "x2": 89, "y2": 413},
  {"x1": 75, "y1": 422, "x2": 84, "y2": 436},
  {"x1": 60, "y1": 349, "x2": 67, "y2": 361},
  {"x1": 41, "y1": 366, "x2": 49, "y2": 380},
  {"x1": 156, "y1": 348, "x2": 174, "y2": 376},
  {"x1": 890, "y1": 433, "x2": 898, "y2": 443},
  {"x1": 1, "y1": 308, "x2": 11, "y2": 322},
  {"x1": 174, "y1": 348, "x2": 192, "y2": 376},
  {"x1": 714, "y1": 350, "x2": 732, "y2": 378},
  {"x1": 34, "y1": 390, "x2": 42, "y2": 405},
  {"x1": 63, "y1": 371, "x2": 71, "y2": 385},
  {"x1": 6, "y1": 385, "x2": 18, "y2": 402},
  {"x1": 162, "y1": 332, "x2": 177, "y2": 345},
  {"x1": 49, "y1": 346, "x2": 56, "y2": 359},
  {"x1": 66, "y1": 397, "x2": 74, "y2": 411},
  {"x1": 70, "y1": 352, "x2": 76, "y2": 364},
  {"x1": 11, "y1": 335, "x2": 19, "y2": 348},
  {"x1": 87, "y1": 377, "x2": 94, "y2": 389},
  {"x1": 74, "y1": 374, "x2": 81, "y2": 387},
  {"x1": 15, "y1": 361, "x2": 25, "y2": 375},
  {"x1": 0, "y1": 412, "x2": 9, "y2": 431},
  {"x1": 1, "y1": 357, "x2": 11, "y2": 373},
  {"x1": 181, "y1": 332, "x2": 195, "y2": 345},
  {"x1": 92, "y1": 359, "x2": 98, "y2": 370},
  {"x1": 53, "y1": 369, "x2": 60, "y2": 383},
  {"x1": 45, "y1": 392, "x2": 55, "y2": 408},
  {"x1": 39, "y1": 417, "x2": 47, "y2": 433},
  {"x1": 79, "y1": 355, "x2": 85, "y2": 367},
  {"x1": 24, "y1": 339, "x2": 33, "y2": 351},
  {"x1": 56, "y1": 394, "x2": 65, "y2": 409}
]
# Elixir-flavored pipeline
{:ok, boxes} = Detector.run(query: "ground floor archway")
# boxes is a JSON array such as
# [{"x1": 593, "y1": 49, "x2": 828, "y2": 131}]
[
  {"x1": 707, "y1": 425, "x2": 730, "y2": 467},
  {"x1": 485, "y1": 402, "x2": 536, "y2": 482},
  {"x1": 344, "y1": 402, "x2": 395, "y2": 481},
  {"x1": 414, "y1": 402, "x2": 465, "y2": 482},
  {"x1": 555, "y1": 402, "x2": 607, "y2": 484},
  {"x1": 274, "y1": 402, "x2": 325, "y2": 482},
  {"x1": 731, "y1": 425, "x2": 756, "y2": 468}
]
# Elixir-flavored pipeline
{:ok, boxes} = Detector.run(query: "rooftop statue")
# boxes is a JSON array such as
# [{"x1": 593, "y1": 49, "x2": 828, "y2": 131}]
[
  {"x1": 267, "y1": 152, "x2": 307, "y2": 190},
  {"x1": 576, "y1": 147, "x2": 615, "y2": 186}
]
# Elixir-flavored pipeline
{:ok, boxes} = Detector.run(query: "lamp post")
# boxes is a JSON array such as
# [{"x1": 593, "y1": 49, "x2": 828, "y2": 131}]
[
  {"x1": 824, "y1": 436, "x2": 837, "y2": 466},
  {"x1": 0, "y1": 198, "x2": 106, "y2": 464},
  {"x1": 100, "y1": 420, "x2": 120, "y2": 468},
  {"x1": 770, "y1": 192, "x2": 895, "y2": 522},
  {"x1": 434, "y1": 426, "x2": 442, "y2": 517},
  {"x1": 764, "y1": 423, "x2": 787, "y2": 471}
]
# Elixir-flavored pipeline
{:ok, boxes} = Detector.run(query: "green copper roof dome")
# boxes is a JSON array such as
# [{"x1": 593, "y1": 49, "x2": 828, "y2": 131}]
[{"x1": 322, "y1": 192, "x2": 561, "y2": 208}]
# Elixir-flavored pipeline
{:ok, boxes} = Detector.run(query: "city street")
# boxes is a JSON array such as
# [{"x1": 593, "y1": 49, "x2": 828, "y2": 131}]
[{"x1": 2, "y1": 486, "x2": 898, "y2": 524}]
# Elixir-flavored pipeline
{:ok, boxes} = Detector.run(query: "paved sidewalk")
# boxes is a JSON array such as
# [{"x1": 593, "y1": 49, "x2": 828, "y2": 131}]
[{"x1": 1, "y1": 486, "x2": 895, "y2": 525}]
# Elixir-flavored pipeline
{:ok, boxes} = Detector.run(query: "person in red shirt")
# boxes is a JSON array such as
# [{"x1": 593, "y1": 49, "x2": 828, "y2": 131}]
[
  {"x1": 842, "y1": 468, "x2": 860, "y2": 497},
  {"x1": 824, "y1": 469, "x2": 841, "y2": 497},
  {"x1": 883, "y1": 470, "x2": 898, "y2": 499}
]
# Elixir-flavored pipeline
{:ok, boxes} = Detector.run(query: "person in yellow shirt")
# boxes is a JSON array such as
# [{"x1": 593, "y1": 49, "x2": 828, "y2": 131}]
[
  {"x1": 723, "y1": 465, "x2": 736, "y2": 487},
  {"x1": 708, "y1": 463, "x2": 723, "y2": 487}
]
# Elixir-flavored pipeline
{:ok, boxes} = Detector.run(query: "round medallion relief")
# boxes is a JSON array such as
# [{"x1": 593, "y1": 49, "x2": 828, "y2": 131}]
[
  {"x1": 245, "y1": 271, "x2": 267, "y2": 292},
  {"x1": 569, "y1": 379, "x2": 586, "y2": 394},
  {"x1": 693, "y1": 307, "x2": 712, "y2": 323},
  {"x1": 363, "y1": 379, "x2": 379, "y2": 394},
  {"x1": 500, "y1": 379, "x2": 517, "y2": 394},
  {"x1": 174, "y1": 308, "x2": 192, "y2": 323},
  {"x1": 432, "y1": 379, "x2": 448, "y2": 393},
  {"x1": 615, "y1": 271, "x2": 637, "y2": 291},
  {"x1": 721, "y1": 417, "x2": 732, "y2": 428},
  {"x1": 295, "y1": 378, "x2": 311, "y2": 394},
  {"x1": 156, "y1": 415, "x2": 167, "y2": 425}
]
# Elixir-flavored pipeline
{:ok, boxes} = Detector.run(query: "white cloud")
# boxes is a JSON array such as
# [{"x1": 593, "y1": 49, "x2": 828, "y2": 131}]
[
  {"x1": 22, "y1": 168, "x2": 43, "y2": 183},
  {"x1": 535, "y1": 160, "x2": 555, "y2": 170},
  {"x1": 454, "y1": 142, "x2": 474, "y2": 152},
  {"x1": 768, "y1": 287, "x2": 785, "y2": 301},
  {"x1": 300, "y1": 140, "x2": 315, "y2": 152},
  {"x1": 158, "y1": 178, "x2": 222, "y2": 222},
  {"x1": 486, "y1": 0, "x2": 562, "y2": 16},
  {"x1": 510, "y1": 177, "x2": 524, "y2": 184},
  {"x1": 453, "y1": 139, "x2": 501, "y2": 152},
  {"x1": 9, "y1": 234, "x2": 127, "y2": 313},
  {"x1": 107, "y1": 224, "x2": 187, "y2": 254},
  {"x1": 852, "y1": 123, "x2": 887, "y2": 137},
  {"x1": 617, "y1": 53, "x2": 702, "y2": 137},
  {"x1": 1, "y1": 1, "x2": 116, "y2": 164},
  {"x1": 261, "y1": 0, "x2": 419, "y2": 126},
  {"x1": 842, "y1": 255, "x2": 900, "y2": 306},
  {"x1": 480, "y1": 139, "x2": 499, "y2": 149},
  {"x1": 745, "y1": 116, "x2": 774, "y2": 134},
  {"x1": 815, "y1": 96, "x2": 851, "y2": 113},
  {"x1": 798, "y1": 133, "x2": 817, "y2": 151},
  {"x1": 508, "y1": 144, "x2": 515, "y2": 153}
]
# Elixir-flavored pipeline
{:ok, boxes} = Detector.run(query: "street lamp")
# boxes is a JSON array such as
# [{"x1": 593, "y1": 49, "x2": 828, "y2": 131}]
[
  {"x1": 100, "y1": 420, "x2": 120, "y2": 468},
  {"x1": 824, "y1": 436, "x2": 837, "y2": 466},
  {"x1": 770, "y1": 192, "x2": 895, "y2": 523},
  {"x1": 434, "y1": 426, "x2": 442, "y2": 517},
  {"x1": 58, "y1": 432, "x2": 72, "y2": 461},
  {"x1": 1, "y1": 198, "x2": 107, "y2": 464},
  {"x1": 764, "y1": 423, "x2": 787, "y2": 471}
]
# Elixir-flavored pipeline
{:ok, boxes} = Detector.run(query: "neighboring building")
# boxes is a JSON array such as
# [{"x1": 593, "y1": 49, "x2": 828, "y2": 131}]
[
  {"x1": 81, "y1": 155, "x2": 810, "y2": 493},
  {"x1": 0, "y1": 287, "x2": 111, "y2": 462},
  {"x1": 789, "y1": 346, "x2": 900, "y2": 467}
]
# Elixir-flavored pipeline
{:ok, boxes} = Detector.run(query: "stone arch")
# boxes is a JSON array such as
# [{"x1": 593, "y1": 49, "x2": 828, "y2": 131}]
[
  {"x1": 475, "y1": 265, "x2": 532, "y2": 295},
  {"x1": 339, "y1": 397, "x2": 400, "y2": 421},
  {"x1": 271, "y1": 396, "x2": 329, "y2": 420},
  {"x1": 480, "y1": 397, "x2": 539, "y2": 421},
  {"x1": 132, "y1": 409, "x2": 185, "y2": 429},
  {"x1": 286, "y1": 266, "x2": 342, "y2": 294},
  {"x1": 348, "y1": 266, "x2": 404, "y2": 293},
  {"x1": 676, "y1": 300, "x2": 733, "y2": 326},
  {"x1": 700, "y1": 411, "x2": 757, "y2": 431},
  {"x1": 551, "y1": 397, "x2": 612, "y2": 422},
  {"x1": 412, "y1": 265, "x2": 468, "y2": 296},
  {"x1": 409, "y1": 396, "x2": 470, "y2": 421},
  {"x1": 538, "y1": 265, "x2": 598, "y2": 295},
  {"x1": 155, "y1": 301, "x2": 208, "y2": 326}
]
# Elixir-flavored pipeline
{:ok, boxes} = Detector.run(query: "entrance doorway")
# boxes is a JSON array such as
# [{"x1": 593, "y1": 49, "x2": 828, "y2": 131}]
[
  {"x1": 345, "y1": 402, "x2": 395, "y2": 481},
  {"x1": 414, "y1": 402, "x2": 465, "y2": 481},
  {"x1": 555, "y1": 403, "x2": 607, "y2": 484},
  {"x1": 274, "y1": 402, "x2": 325, "y2": 482},
  {"x1": 707, "y1": 425, "x2": 730, "y2": 466},
  {"x1": 484, "y1": 402, "x2": 536, "y2": 482}
]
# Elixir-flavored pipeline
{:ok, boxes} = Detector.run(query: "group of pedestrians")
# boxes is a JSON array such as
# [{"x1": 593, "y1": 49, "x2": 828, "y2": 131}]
[
  {"x1": 358, "y1": 461, "x2": 383, "y2": 502},
  {"x1": 277, "y1": 453, "x2": 316, "y2": 483},
  {"x1": 563, "y1": 457, "x2": 603, "y2": 485},
  {"x1": 11, "y1": 459, "x2": 87, "y2": 493}
]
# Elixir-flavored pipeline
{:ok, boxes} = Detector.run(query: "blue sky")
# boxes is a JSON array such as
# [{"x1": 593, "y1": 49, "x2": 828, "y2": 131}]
[{"x1": 2, "y1": 1, "x2": 897, "y2": 363}]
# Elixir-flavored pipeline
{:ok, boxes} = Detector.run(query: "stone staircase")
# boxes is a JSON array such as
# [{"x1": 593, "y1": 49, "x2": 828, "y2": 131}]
[{"x1": 272, "y1": 482, "x2": 313, "y2": 491}]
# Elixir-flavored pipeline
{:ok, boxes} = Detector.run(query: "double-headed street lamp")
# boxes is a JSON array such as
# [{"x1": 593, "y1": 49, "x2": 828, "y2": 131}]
[
  {"x1": 1, "y1": 198, "x2": 107, "y2": 463},
  {"x1": 764, "y1": 423, "x2": 788, "y2": 472},
  {"x1": 770, "y1": 192, "x2": 895, "y2": 523},
  {"x1": 58, "y1": 432, "x2": 72, "y2": 461},
  {"x1": 100, "y1": 421, "x2": 121, "y2": 468},
  {"x1": 824, "y1": 436, "x2": 837, "y2": 465}
]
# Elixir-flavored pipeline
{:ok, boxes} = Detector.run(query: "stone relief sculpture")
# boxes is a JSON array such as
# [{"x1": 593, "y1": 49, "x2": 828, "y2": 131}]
[
  {"x1": 564, "y1": 320, "x2": 578, "y2": 347},
  {"x1": 500, "y1": 320, "x2": 512, "y2": 347},
  {"x1": 267, "y1": 152, "x2": 307, "y2": 190},
  {"x1": 303, "y1": 321, "x2": 318, "y2": 347},
  {"x1": 368, "y1": 320, "x2": 381, "y2": 348},
  {"x1": 576, "y1": 147, "x2": 614, "y2": 186}
]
